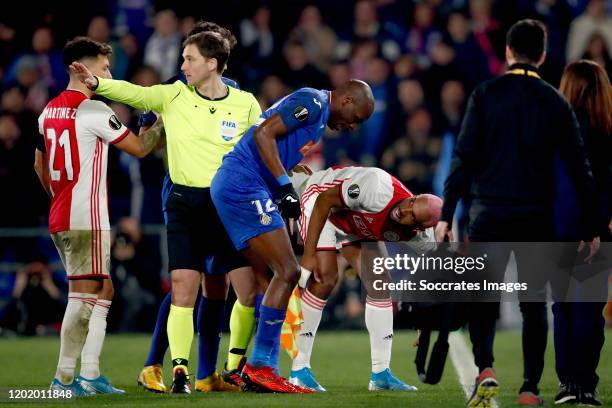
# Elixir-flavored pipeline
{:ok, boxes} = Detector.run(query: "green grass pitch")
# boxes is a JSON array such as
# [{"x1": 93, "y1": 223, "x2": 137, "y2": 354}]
[{"x1": 0, "y1": 329, "x2": 609, "y2": 407}]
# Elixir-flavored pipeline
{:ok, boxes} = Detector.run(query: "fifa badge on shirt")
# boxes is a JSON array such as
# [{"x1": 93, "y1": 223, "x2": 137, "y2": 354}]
[{"x1": 220, "y1": 120, "x2": 237, "y2": 141}]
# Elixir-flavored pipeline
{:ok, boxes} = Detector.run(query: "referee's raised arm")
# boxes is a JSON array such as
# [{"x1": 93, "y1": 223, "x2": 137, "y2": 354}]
[{"x1": 69, "y1": 61, "x2": 175, "y2": 113}]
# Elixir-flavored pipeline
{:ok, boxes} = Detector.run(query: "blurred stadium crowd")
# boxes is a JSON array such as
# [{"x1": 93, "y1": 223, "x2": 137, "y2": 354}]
[{"x1": 0, "y1": 0, "x2": 611, "y2": 334}]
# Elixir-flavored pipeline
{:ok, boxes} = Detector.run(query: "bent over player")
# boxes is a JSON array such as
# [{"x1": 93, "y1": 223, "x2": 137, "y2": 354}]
[{"x1": 288, "y1": 166, "x2": 442, "y2": 391}]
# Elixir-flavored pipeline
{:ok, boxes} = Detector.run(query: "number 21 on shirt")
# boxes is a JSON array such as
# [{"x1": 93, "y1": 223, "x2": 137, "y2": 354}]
[{"x1": 45, "y1": 128, "x2": 73, "y2": 181}]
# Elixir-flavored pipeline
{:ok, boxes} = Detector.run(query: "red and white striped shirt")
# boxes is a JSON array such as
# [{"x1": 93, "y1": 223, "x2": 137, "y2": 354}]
[
  {"x1": 295, "y1": 166, "x2": 416, "y2": 242},
  {"x1": 38, "y1": 89, "x2": 129, "y2": 233}
]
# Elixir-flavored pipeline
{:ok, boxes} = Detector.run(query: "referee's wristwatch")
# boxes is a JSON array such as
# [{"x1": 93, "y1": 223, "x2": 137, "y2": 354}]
[{"x1": 88, "y1": 76, "x2": 100, "y2": 91}]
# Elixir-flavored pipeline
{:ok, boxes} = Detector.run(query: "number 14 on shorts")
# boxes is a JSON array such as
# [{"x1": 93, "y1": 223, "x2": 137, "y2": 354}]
[
  {"x1": 251, "y1": 199, "x2": 276, "y2": 214},
  {"x1": 252, "y1": 199, "x2": 277, "y2": 226}
]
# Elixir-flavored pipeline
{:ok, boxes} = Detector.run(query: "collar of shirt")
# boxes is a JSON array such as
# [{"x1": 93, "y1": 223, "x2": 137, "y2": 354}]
[{"x1": 507, "y1": 63, "x2": 541, "y2": 78}]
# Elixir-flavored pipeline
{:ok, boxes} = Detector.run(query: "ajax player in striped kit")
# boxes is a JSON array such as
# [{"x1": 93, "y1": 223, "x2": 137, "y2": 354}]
[
  {"x1": 34, "y1": 37, "x2": 163, "y2": 395},
  {"x1": 289, "y1": 166, "x2": 442, "y2": 391}
]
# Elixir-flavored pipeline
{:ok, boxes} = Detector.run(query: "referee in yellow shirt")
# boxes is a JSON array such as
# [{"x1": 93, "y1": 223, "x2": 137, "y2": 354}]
[{"x1": 71, "y1": 31, "x2": 262, "y2": 393}]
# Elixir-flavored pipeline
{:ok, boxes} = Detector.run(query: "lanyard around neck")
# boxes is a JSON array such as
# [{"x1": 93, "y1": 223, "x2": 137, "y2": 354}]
[{"x1": 506, "y1": 68, "x2": 541, "y2": 79}]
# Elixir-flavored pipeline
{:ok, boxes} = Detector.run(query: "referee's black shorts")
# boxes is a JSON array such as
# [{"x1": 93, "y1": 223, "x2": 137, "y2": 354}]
[{"x1": 165, "y1": 184, "x2": 248, "y2": 273}]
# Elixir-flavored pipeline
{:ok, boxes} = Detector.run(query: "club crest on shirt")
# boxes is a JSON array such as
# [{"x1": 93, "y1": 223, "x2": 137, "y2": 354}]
[
  {"x1": 108, "y1": 115, "x2": 122, "y2": 130},
  {"x1": 293, "y1": 105, "x2": 309, "y2": 121},
  {"x1": 221, "y1": 120, "x2": 237, "y2": 141},
  {"x1": 260, "y1": 213, "x2": 272, "y2": 226},
  {"x1": 348, "y1": 184, "x2": 360, "y2": 199},
  {"x1": 384, "y1": 231, "x2": 400, "y2": 241}
]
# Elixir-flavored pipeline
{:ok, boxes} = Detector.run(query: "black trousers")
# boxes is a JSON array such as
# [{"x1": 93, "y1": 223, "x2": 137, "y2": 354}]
[
  {"x1": 467, "y1": 202, "x2": 553, "y2": 393},
  {"x1": 552, "y1": 223, "x2": 610, "y2": 392},
  {"x1": 463, "y1": 256, "x2": 549, "y2": 393},
  {"x1": 553, "y1": 302, "x2": 606, "y2": 392}
]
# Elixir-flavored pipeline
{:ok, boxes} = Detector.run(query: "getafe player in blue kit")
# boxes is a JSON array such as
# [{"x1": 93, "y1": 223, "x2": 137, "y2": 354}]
[{"x1": 211, "y1": 80, "x2": 374, "y2": 393}]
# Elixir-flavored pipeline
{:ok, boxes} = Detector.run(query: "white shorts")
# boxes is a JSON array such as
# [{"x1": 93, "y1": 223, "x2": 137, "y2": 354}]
[
  {"x1": 298, "y1": 188, "x2": 361, "y2": 251},
  {"x1": 51, "y1": 230, "x2": 111, "y2": 279}
]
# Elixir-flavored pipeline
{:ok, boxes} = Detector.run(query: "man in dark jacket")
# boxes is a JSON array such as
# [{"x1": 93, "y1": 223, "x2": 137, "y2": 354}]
[{"x1": 435, "y1": 19, "x2": 600, "y2": 408}]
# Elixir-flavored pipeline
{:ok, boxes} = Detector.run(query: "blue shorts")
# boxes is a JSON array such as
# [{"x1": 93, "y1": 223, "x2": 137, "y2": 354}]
[
  {"x1": 211, "y1": 165, "x2": 285, "y2": 251},
  {"x1": 162, "y1": 178, "x2": 248, "y2": 274}
]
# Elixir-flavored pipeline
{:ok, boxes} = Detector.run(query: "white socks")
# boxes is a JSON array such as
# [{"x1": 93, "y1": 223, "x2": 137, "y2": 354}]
[
  {"x1": 292, "y1": 292, "x2": 394, "y2": 375},
  {"x1": 80, "y1": 299, "x2": 112, "y2": 380},
  {"x1": 292, "y1": 289, "x2": 327, "y2": 371},
  {"x1": 55, "y1": 293, "x2": 96, "y2": 384},
  {"x1": 365, "y1": 296, "x2": 393, "y2": 374}
]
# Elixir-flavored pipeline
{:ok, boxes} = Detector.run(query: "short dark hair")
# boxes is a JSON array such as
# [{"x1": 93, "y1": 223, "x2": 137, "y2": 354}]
[
  {"x1": 189, "y1": 21, "x2": 237, "y2": 50},
  {"x1": 183, "y1": 32, "x2": 230, "y2": 74},
  {"x1": 63, "y1": 36, "x2": 112, "y2": 68},
  {"x1": 506, "y1": 19, "x2": 547, "y2": 64}
]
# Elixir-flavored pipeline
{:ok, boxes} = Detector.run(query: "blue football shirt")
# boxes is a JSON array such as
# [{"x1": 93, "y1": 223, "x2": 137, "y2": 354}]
[{"x1": 228, "y1": 87, "x2": 331, "y2": 188}]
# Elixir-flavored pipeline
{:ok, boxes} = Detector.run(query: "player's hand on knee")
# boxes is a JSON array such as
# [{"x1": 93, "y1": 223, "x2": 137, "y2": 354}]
[
  {"x1": 276, "y1": 183, "x2": 301, "y2": 219},
  {"x1": 300, "y1": 253, "x2": 318, "y2": 283}
]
